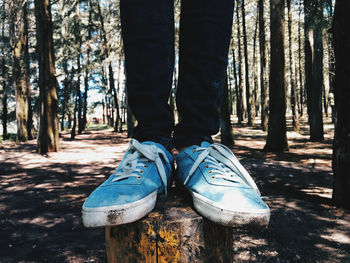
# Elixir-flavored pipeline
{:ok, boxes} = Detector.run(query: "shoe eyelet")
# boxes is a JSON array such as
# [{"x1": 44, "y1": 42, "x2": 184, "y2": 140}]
[
  {"x1": 137, "y1": 175, "x2": 142, "y2": 179},
  {"x1": 192, "y1": 149, "x2": 196, "y2": 153},
  {"x1": 144, "y1": 164, "x2": 148, "y2": 168},
  {"x1": 140, "y1": 170, "x2": 144, "y2": 174},
  {"x1": 211, "y1": 175, "x2": 215, "y2": 179},
  {"x1": 208, "y1": 170, "x2": 212, "y2": 174},
  {"x1": 205, "y1": 165, "x2": 209, "y2": 168},
  {"x1": 147, "y1": 160, "x2": 152, "y2": 163}
]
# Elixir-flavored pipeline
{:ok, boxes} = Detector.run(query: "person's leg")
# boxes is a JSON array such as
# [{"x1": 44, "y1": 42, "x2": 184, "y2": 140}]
[
  {"x1": 120, "y1": 0, "x2": 175, "y2": 150},
  {"x1": 174, "y1": 0, "x2": 234, "y2": 148},
  {"x1": 82, "y1": 0, "x2": 175, "y2": 227},
  {"x1": 174, "y1": 0, "x2": 270, "y2": 227}
]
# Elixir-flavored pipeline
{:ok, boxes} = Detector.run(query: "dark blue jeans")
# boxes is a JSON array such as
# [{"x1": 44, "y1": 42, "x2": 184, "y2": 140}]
[{"x1": 120, "y1": 0, "x2": 234, "y2": 150}]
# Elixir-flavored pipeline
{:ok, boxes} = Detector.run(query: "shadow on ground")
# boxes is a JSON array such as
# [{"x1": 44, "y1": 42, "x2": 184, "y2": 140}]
[{"x1": 0, "y1": 125, "x2": 349, "y2": 262}]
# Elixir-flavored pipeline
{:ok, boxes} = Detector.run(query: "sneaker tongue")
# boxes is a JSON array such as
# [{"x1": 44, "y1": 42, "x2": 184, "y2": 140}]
[{"x1": 200, "y1": 141, "x2": 211, "y2": 148}]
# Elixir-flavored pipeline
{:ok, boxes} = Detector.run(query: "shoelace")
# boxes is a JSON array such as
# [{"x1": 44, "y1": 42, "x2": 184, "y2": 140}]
[
  {"x1": 110, "y1": 139, "x2": 170, "y2": 194},
  {"x1": 184, "y1": 143, "x2": 261, "y2": 196}
]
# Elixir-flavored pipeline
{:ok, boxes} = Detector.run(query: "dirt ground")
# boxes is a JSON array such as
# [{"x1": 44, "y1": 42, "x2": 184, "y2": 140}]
[{"x1": 1, "y1": 119, "x2": 349, "y2": 263}]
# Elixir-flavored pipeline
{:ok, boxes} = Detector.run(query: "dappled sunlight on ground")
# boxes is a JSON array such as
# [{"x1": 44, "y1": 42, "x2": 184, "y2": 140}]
[
  {"x1": 0, "y1": 129, "x2": 129, "y2": 262},
  {"x1": 1, "y1": 123, "x2": 349, "y2": 262}
]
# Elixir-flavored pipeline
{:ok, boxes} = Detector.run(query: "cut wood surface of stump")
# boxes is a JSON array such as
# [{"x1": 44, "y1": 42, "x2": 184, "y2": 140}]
[{"x1": 106, "y1": 188, "x2": 233, "y2": 263}]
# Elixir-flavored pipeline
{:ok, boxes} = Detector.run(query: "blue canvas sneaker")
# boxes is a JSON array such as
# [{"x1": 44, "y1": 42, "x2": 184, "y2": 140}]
[
  {"x1": 82, "y1": 139, "x2": 173, "y2": 227},
  {"x1": 176, "y1": 142, "x2": 270, "y2": 227}
]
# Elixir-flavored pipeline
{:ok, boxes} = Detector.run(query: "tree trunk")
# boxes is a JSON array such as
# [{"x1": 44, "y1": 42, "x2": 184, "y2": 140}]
[
  {"x1": 220, "y1": 75, "x2": 234, "y2": 147},
  {"x1": 97, "y1": 0, "x2": 117, "y2": 129},
  {"x1": 236, "y1": 3, "x2": 245, "y2": 123},
  {"x1": 241, "y1": 0, "x2": 254, "y2": 125},
  {"x1": 1, "y1": 1, "x2": 8, "y2": 139},
  {"x1": 297, "y1": 0, "x2": 304, "y2": 116},
  {"x1": 75, "y1": 4, "x2": 83, "y2": 135},
  {"x1": 287, "y1": 0, "x2": 300, "y2": 133},
  {"x1": 252, "y1": 15, "x2": 259, "y2": 118},
  {"x1": 117, "y1": 55, "x2": 123, "y2": 132},
  {"x1": 35, "y1": 0, "x2": 60, "y2": 153},
  {"x1": 259, "y1": 0, "x2": 269, "y2": 131},
  {"x1": 232, "y1": 49, "x2": 241, "y2": 121},
  {"x1": 10, "y1": 0, "x2": 28, "y2": 142},
  {"x1": 61, "y1": 60, "x2": 70, "y2": 131},
  {"x1": 71, "y1": 91, "x2": 78, "y2": 140},
  {"x1": 304, "y1": 0, "x2": 324, "y2": 141},
  {"x1": 264, "y1": 0, "x2": 289, "y2": 152},
  {"x1": 106, "y1": 191, "x2": 234, "y2": 263},
  {"x1": 327, "y1": 0, "x2": 335, "y2": 123},
  {"x1": 331, "y1": 0, "x2": 350, "y2": 210},
  {"x1": 113, "y1": 56, "x2": 122, "y2": 132},
  {"x1": 82, "y1": 0, "x2": 93, "y2": 130},
  {"x1": 77, "y1": 54, "x2": 83, "y2": 134},
  {"x1": 22, "y1": 1, "x2": 32, "y2": 140}
]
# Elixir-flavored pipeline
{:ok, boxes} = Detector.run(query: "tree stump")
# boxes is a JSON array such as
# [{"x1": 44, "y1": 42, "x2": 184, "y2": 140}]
[{"x1": 105, "y1": 188, "x2": 233, "y2": 263}]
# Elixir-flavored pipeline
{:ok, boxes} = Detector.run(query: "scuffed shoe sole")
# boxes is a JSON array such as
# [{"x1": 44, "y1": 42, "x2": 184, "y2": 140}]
[
  {"x1": 82, "y1": 190, "x2": 157, "y2": 228},
  {"x1": 192, "y1": 191, "x2": 270, "y2": 227}
]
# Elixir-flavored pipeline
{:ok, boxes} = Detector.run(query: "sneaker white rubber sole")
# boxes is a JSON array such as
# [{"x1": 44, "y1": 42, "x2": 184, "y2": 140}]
[
  {"x1": 191, "y1": 191, "x2": 270, "y2": 227},
  {"x1": 82, "y1": 190, "x2": 157, "y2": 228}
]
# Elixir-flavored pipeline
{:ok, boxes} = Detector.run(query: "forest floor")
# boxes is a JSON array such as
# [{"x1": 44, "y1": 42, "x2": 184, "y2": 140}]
[{"x1": 1, "y1": 118, "x2": 350, "y2": 263}]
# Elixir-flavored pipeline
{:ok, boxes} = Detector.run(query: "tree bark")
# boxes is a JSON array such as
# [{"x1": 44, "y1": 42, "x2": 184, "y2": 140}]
[
  {"x1": 22, "y1": 1, "x2": 32, "y2": 140},
  {"x1": 259, "y1": 0, "x2": 269, "y2": 131},
  {"x1": 236, "y1": 2, "x2": 245, "y2": 124},
  {"x1": 1, "y1": 1, "x2": 8, "y2": 139},
  {"x1": 75, "y1": 4, "x2": 83, "y2": 135},
  {"x1": 241, "y1": 0, "x2": 254, "y2": 125},
  {"x1": 252, "y1": 15, "x2": 259, "y2": 118},
  {"x1": 113, "y1": 56, "x2": 122, "y2": 132},
  {"x1": 35, "y1": 0, "x2": 60, "y2": 153},
  {"x1": 287, "y1": 0, "x2": 300, "y2": 133},
  {"x1": 232, "y1": 49, "x2": 241, "y2": 121},
  {"x1": 220, "y1": 75, "x2": 234, "y2": 147},
  {"x1": 297, "y1": 0, "x2": 304, "y2": 116},
  {"x1": 304, "y1": 0, "x2": 324, "y2": 141},
  {"x1": 106, "y1": 190, "x2": 233, "y2": 263},
  {"x1": 97, "y1": 0, "x2": 118, "y2": 129},
  {"x1": 264, "y1": 0, "x2": 289, "y2": 152},
  {"x1": 10, "y1": 0, "x2": 28, "y2": 142},
  {"x1": 71, "y1": 91, "x2": 78, "y2": 140},
  {"x1": 82, "y1": 0, "x2": 93, "y2": 130},
  {"x1": 331, "y1": 0, "x2": 350, "y2": 209},
  {"x1": 77, "y1": 54, "x2": 83, "y2": 134},
  {"x1": 327, "y1": 0, "x2": 335, "y2": 123}
]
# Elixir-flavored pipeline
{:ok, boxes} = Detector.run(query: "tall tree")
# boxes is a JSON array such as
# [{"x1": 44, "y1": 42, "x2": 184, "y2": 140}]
[
  {"x1": 332, "y1": 0, "x2": 350, "y2": 209},
  {"x1": 264, "y1": 0, "x2": 289, "y2": 152},
  {"x1": 297, "y1": 0, "x2": 304, "y2": 116},
  {"x1": 82, "y1": 0, "x2": 93, "y2": 130},
  {"x1": 287, "y1": 0, "x2": 300, "y2": 133},
  {"x1": 304, "y1": 0, "x2": 324, "y2": 141},
  {"x1": 10, "y1": 0, "x2": 29, "y2": 142},
  {"x1": 236, "y1": 2, "x2": 245, "y2": 123},
  {"x1": 96, "y1": 0, "x2": 121, "y2": 130},
  {"x1": 259, "y1": 0, "x2": 268, "y2": 131},
  {"x1": 241, "y1": 0, "x2": 254, "y2": 125},
  {"x1": 231, "y1": 49, "x2": 241, "y2": 121},
  {"x1": 220, "y1": 75, "x2": 234, "y2": 147},
  {"x1": 75, "y1": 3, "x2": 83, "y2": 134},
  {"x1": 35, "y1": 0, "x2": 60, "y2": 153},
  {"x1": 252, "y1": 15, "x2": 259, "y2": 117},
  {"x1": 327, "y1": 0, "x2": 335, "y2": 123},
  {"x1": 22, "y1": 0, "x2": 32, "y2": 139},
  {"x1": 1, "y1": 0, "x2": 8, "y2": 139},
  {"x1": 114, "y1": 54, "x2": 123, "y2": 132}
]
